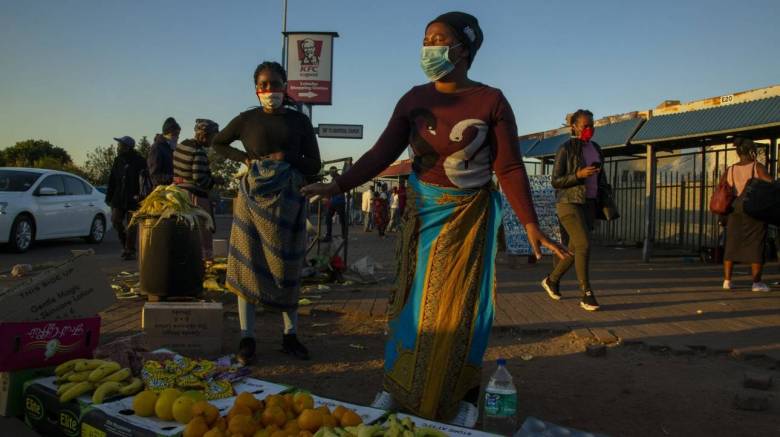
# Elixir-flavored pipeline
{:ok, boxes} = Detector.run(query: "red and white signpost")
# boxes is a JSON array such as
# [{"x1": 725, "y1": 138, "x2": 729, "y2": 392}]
[{"x1": 284, "y1": 32, "x2": 338, "y2": 106}]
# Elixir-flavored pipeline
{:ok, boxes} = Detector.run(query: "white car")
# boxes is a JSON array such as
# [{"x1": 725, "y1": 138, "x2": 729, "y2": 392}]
[{"x1": 0, "y1": 167, "x2": 113, "y2": 252}]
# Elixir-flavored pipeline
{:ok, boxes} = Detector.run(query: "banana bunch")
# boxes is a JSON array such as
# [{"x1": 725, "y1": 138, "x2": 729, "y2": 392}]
[
  {"x1": 314, "y1": 416, "x2": 448, "y2": 437},
  {"x1": 54, "y1": 359, "x2": 144, "y2": 403}
]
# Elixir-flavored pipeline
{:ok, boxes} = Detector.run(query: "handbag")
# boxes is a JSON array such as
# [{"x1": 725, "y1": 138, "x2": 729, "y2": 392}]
[
  {"x1": 596, "y1": 184, "x2": 620, "y2": 221},
  {"x1": 709, "y1": 166, "x2": 735, "y2": 215}
]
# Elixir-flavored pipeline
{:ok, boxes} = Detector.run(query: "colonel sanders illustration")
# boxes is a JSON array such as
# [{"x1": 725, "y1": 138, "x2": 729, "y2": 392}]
[{"x1": 300, "y1": 38, "x2": 320, "y2": 66}]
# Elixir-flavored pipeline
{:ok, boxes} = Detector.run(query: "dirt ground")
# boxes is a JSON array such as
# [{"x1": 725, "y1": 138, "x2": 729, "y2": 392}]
[{"x1": 226, "y1": 308, "x2": 780, "y2": 437}]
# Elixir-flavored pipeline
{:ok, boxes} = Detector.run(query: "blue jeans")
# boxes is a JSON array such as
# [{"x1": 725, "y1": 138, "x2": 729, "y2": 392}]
[{"x1": 238, "y1": 295, "x2": 298, "y2": 338}]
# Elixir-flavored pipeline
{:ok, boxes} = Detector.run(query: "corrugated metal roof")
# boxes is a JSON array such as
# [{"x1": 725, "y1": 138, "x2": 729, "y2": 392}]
[
  {"x1": 377, "y1": 159, "x2": 412, "y2": 177},
  {"x1": 632, "y1": 96, "x2": 780, "y2": 144},
  {"x1": 592, "y1": 118, "x2": 645, "y2": 149},
  {"x1": 519, "y1": 138, "x2": 539, "y2": 156},
  {"x1": 525, "y1": 133, "x2": 570, "y2": 158}
]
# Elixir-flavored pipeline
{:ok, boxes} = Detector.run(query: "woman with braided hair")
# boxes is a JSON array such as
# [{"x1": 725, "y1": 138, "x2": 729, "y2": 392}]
[{"x1": 213, "y1": 61, "x2": 321, "y2": 364}]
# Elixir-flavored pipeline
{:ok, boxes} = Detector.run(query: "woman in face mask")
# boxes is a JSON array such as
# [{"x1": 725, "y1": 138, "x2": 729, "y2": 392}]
[
  {"x1": 212, "y1": 61, "x2": 321, "y2": 365},
  {"x1": 541, "y1": 109, "x2": 607, "y2": 312},
  {"x1": 301, "y1": 12, "x2": 567, "y2": 425}
]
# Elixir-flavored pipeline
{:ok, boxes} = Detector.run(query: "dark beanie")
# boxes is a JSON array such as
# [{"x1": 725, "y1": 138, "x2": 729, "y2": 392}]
[
  {"x1": 428, "y1": 12, "x2": 483, "y2": 67},
  {"x1": 162, "y1": 117, "x2": 181, "y2": 135}
]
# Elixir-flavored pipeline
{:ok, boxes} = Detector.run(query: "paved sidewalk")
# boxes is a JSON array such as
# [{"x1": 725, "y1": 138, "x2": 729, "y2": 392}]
[{"x1": 99, "y1": 229, "x2": 780, "y2": 362}]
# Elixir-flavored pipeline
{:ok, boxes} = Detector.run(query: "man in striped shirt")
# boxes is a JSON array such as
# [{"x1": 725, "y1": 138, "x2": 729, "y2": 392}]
[{"x1": 174, "y1": 118, "x2": 219, "y2": 262}]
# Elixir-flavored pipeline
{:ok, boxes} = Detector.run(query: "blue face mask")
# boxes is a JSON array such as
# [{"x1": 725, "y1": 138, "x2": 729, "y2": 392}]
[{"x1": 420, "y1": 43, "x2": 462, "y2": 82}]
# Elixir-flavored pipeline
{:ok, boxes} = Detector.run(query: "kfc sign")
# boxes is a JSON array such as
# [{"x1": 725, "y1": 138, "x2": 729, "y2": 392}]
[{"x1": 285, "y1": 32, "x2": 338, "y2": 105}]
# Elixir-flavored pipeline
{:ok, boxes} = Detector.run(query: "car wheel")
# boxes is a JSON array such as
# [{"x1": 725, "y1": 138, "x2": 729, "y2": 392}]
[
  {"x1": 9, "y1": 215, "x2": 34, "y2": 253},
  {"x1": 85, "y1": 215, "x2": 106, "y2": 244}
]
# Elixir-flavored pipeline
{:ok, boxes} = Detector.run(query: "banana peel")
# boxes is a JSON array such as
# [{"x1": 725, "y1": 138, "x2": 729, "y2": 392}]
[
  {"x1": 55, "y1": 359, "x2": 85, "y2": 376},
  {"x1": 74, "y1": 359, "x2": 106, "y2": 372},
  {"x1": 67, "y1": 370, "x2": 94, "y2": 382}
]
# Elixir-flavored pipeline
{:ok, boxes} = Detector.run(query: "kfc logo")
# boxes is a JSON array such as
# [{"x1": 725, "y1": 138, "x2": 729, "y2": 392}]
[{"x1": 298, "y1": 38, "x2": 322, "y2": 74}]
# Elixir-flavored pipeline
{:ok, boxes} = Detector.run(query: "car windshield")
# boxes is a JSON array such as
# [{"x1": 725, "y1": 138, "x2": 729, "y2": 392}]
[{"x1": 0, "y1": 170, "x2": 42, "y2": 192}]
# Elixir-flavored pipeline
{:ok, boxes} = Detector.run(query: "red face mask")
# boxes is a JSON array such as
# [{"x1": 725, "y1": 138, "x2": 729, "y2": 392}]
[{"x1": 579, "y1": 126, "x2": 594, "y2": 142}]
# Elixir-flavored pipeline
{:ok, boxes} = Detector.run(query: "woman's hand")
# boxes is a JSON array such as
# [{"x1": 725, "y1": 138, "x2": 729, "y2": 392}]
[
  {"x1": 576, "y1": 166, "x2": 600, "y2": 179},
  {"x1": 301, "y1": 181, "x2": 341, "y2": 198},
  {"x1": 525, "y1": 222, "x2": 571, "y2": 260}
]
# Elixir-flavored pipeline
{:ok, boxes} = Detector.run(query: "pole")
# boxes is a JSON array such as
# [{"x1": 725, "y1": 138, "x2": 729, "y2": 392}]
[
  {"x1": 697, "y1": 145, "x2": 706, "y2": 252},
  {"x1": 642, "y1": 144, "x2": 657, "y2": 262},
  {"x1": 281, "y1": 0, "x2": 288, "y2": 65}
]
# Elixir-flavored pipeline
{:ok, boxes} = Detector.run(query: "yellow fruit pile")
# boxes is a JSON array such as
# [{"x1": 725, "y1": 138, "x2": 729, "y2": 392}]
[
  {"x1": 54, "y1": 358, "x2": 142, "y2": 404},
  {"x1": 180, "y1": 392, "x2": 364, "y2": 437},
  {"x1": 132, "y1": 388, "x2": 211, "y2": 424}
]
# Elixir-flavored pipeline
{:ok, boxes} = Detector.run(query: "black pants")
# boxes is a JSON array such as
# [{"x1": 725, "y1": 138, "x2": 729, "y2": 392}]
[
  {"x1": 111, "y1": 208, "x2": 137, "y2": 253},
  {"x1": 325, "y1": 204, "x2": 347, "y2": 239}
]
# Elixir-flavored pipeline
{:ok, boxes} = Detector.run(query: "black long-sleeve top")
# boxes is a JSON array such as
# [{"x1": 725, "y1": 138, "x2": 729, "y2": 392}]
[{"x1": 212, "y1": 108, "x2": 322, "y2": 176}]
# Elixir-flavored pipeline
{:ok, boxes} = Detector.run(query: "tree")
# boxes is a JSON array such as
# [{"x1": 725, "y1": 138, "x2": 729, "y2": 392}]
[
  {"x1": 1, "y1": 139, "x2": 72, "y2": 167},
  {"x1": 82, "y1": 145, "x2": 117, "y2": 186},
  {"x1": 137, "y1": 136, "x2": 151, "y2": 160},
  {"x1": 208, "y1": 148, "x2": 241, "y2": 195}
]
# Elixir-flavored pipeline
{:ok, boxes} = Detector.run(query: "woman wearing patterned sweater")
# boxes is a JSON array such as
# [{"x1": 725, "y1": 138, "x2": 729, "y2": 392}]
[
  {"x1": 173, "y1": 119, "x2": 219, "y2": 262},
  {"x1": 302, "y1": 11, "x2": 567, "y2": 425}
]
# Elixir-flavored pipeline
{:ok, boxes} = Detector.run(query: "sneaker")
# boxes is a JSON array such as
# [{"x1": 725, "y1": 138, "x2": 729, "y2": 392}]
[
  {"x1": 448, "y1": 401, "x2": 479, "y2": 428},
  {"x1": 282, "y1": 334, "x2": 310, "y2": 360},
  {"x1": 370, "y1": 391, "x2": 398, "y2": 410},
  {"x1": 237, "y1": 337, "x2": 256, "y2": 366},
  {"x1": 752, "y1": 282, "x2": 770, "y2": 292},
  {"x1": 580, "y1": 290, "x2": 600, "y2": 311},
  {"x1": 722, "y1": 280, "x2": 733, "y2": 290},
  {"x1": 541, "y1": 277, "x2": 562, "y2": 301}
]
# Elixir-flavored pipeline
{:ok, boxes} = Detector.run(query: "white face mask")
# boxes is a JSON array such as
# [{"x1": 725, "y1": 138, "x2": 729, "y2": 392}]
[{"x1": 257, "y1": 92, "x2": 284, "y2": 110}]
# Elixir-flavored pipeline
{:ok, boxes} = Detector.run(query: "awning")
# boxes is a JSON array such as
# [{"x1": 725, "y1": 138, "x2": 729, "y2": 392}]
[
  {"x1": 525, "y1": 133, "x2": 569, "y2": 158},
  {"x1": 632, "y1": 96, "x2": 780, "y2": 144},
  {"x1": 519, "y1": 138, "x2": 539, "y2": 157},
  {"x1": 377, "y1": 159, "x2": 412, "y2": 178},
  {"x1": 593, "y1": 118, "x2": 645, "y2": 150}
]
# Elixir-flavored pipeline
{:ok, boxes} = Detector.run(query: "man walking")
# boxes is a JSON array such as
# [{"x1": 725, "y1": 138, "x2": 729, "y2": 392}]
[
  {"x1": 362, "y1": 186, "x2": 374, "y2": 232},
  {"x1": 322, "y1": 166, "x2": 347, "y2": 242},
  {"x1": 106, "y1": 136, "x2": 148, "y2": 260},
  {"x1": 148, "y1": 117, "x2": 181, "y2": 186}
]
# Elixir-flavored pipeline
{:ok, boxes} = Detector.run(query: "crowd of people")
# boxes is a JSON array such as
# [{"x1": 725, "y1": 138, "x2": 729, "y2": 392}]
[{"x1": 101, "y1": 8, "x2": 776, "y2": 429}]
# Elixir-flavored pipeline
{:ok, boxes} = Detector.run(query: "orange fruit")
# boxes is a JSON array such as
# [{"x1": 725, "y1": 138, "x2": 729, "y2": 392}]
[
  {"x1": 292, "y1": 393, "x2": 314, "y2": 415},
  {"x1": 315, "y1": 406, "x2": 330, "y2": 416},
  {"x1": 331, "y1": 406, "x2": 346, "y2": 421},
  {"x1": 339, "y1": 410, "x2": 362, "y2": 427},
  {"x1": 229, "y1": 414, "x2": 258, "y2": 437},
  {"x1": 261, "y1": 406, "x2": 287, "y2": 428},
  {"x1": 298, "y1": 432, "x2": 313, "y2": 437},
  {"x1": 236, "y1": 393, "x2": 263, "y2": 412},
  {"x1": 193, "y1": 401, "x2": 221, "y2": 426},
  {"x1": 297, "y1": 409, "x2": 323, "y2": 432},
  {"x1": 283, "y1": 394, "x2": 295, "y2": 409},
  {"x1": 184, "y1": 416, "x2": 210, "y2": 437},
  {"x1": 214, "y1": 417, "x2": 228, "y2": 432},
  {"x1": 204, "y1": 428, "x2": 225, "y2": 437},
  {"x1": 265, "y1": 425, "x2": 280, "y2": 435},
  {"x1": 228, "y1": 405, "x2": 253, "y2": 422},
  {"x1": 321, "y1": 414, "x2": 338, "y2": 428},
  {"x1": 253, "y1": 430, "x2": 270, "y2": 437},
  {"x1": 270, "y1": 432, "x2": 288, "y2": 437},
  {"x1": 265, "y1": 395, "x2": 284, "y2": 410},
  {"x1": 284, "y1": 420, "x2": 300, "y2": 434}
]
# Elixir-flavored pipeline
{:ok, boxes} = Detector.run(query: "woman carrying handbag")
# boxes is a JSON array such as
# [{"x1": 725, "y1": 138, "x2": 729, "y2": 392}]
[{"x1": 720, "y1": 137, "x2": 773, "y2": 292}]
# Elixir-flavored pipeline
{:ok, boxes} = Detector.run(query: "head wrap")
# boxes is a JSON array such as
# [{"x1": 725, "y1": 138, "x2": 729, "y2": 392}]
[{"x1": 428, "y1": 12, "x2": 483, "y2": 67}]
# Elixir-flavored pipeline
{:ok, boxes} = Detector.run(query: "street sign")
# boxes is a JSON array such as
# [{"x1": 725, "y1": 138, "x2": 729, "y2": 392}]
[
  {"x1": 317, "y1": 124, "x2": 364, "y2": 139},
  {"x1": 284, "y1": 32, "x2": 338, "y2": 105}
]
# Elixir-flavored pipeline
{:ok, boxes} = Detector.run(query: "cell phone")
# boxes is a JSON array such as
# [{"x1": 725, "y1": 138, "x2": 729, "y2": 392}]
[{"x1": 592, "y1": 162, "x2": 602, "y2": 169}]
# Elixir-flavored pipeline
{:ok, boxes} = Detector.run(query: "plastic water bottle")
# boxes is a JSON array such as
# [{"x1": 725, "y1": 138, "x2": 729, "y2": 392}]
[{"x1": 483, "y1": 358, "x2": 518, "y2": 435}]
